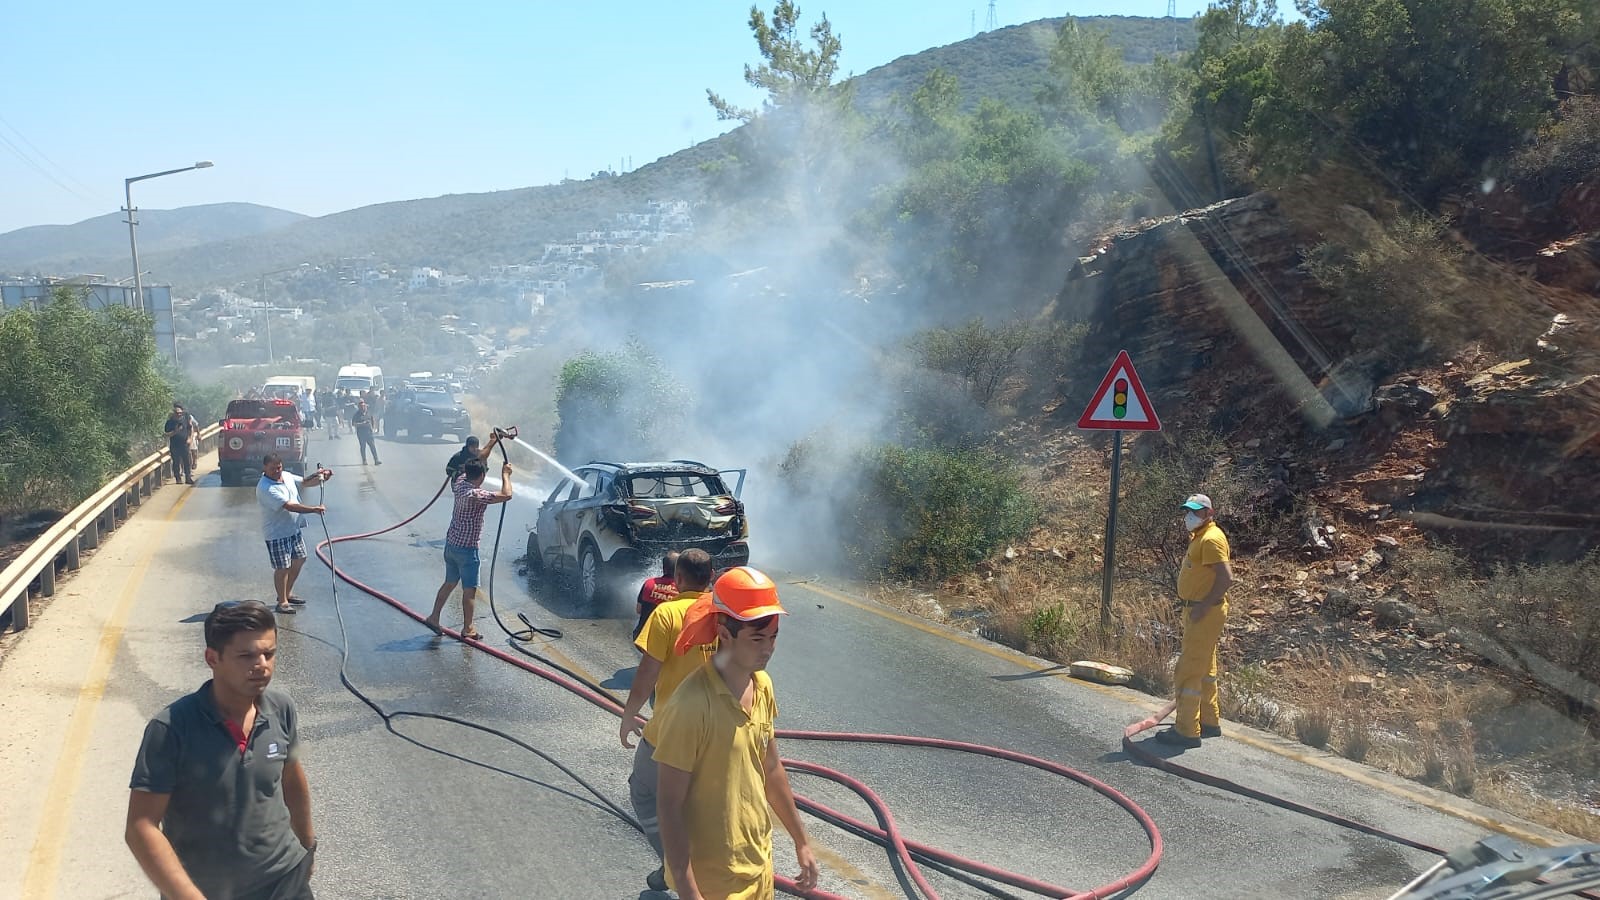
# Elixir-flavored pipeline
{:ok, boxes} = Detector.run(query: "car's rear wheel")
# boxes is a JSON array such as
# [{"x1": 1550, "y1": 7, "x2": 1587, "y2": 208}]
[
  {"x1": 579, "y1": 541, "x2": 602, "y2": 607},
  {"x1": 524, "y1": 531, "x2": 544, "y2": 575},
  {"x1": 220, "y1": 464, "x2": 239, "y2": 487}
]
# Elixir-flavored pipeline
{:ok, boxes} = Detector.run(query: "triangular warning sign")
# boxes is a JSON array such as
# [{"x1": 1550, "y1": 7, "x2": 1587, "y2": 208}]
[{"x1": 1077, "y1": 350, "x2": 1161, "y2": 431}]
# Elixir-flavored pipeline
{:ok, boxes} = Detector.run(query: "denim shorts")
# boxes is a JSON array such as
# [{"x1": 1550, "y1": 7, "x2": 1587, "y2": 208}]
[{"x1": 443, "y1": 543, "x2": 481, "y2": 589}]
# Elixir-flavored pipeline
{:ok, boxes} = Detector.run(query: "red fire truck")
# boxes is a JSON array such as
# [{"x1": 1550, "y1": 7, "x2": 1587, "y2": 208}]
[{"x1": 217, "y1": 398, "x2": 307, "y2": 486}]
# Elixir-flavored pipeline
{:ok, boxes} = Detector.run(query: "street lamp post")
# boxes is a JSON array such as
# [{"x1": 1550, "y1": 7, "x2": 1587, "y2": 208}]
[{"x1": 124, "y1": 161, "x2": 213, "y2": 311}]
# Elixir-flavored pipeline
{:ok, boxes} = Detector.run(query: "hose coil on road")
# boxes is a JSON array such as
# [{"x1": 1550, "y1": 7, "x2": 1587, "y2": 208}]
[{"x1": 309, "y1": 470, "x2": 1164, "y2": 900}]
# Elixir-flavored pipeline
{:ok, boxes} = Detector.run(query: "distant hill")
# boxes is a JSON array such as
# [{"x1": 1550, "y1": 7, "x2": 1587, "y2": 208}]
[
  {"x1": 29, "y1": 15, "x2": 1194, "y2": 290},
  {"x1": 0, "y1": 203, "x2": 307, "y2": 275},
  {"x1": 851, "y1": 15, "x2": 1196, "y2": 116}
]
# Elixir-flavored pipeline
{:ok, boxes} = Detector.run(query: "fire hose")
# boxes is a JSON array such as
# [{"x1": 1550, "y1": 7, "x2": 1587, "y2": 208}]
[
  {"x1": 305, "y1": 428, "x2": 1593, "y2": 899},
  {"x1": 306, "y1": 429, "x2": 1164, "y2": 899}
]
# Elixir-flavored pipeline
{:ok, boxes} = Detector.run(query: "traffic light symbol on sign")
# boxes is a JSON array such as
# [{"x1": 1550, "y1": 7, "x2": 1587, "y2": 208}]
[{"x1": 1113, "y1": 379, "x2": 1128, "y2": 419}]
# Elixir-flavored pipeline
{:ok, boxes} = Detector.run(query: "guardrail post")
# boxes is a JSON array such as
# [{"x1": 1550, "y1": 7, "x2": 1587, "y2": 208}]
[
  {"x1": 8, "y1": 591, "x2": 28, "y2": 631},
  {"x1": 81, "y1": 518, "x2": 100, "y2": 550},
  {"x1": 114, "y1": 494, "x2": 128, "y2": 520},
  {"x1": 35, "y1": 559, "x2": 56, "y2": 598},
  {"x1": 65, "y1": 535, "x2": 82, "y2": 570}
]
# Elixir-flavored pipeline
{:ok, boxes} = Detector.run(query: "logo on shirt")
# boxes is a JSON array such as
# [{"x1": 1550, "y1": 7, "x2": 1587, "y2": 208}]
[{"x1": 266, "y1": 741, "x2": 287, "y2": 760}]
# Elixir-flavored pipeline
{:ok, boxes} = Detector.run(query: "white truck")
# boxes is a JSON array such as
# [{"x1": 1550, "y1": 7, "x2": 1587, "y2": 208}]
[
  {"x1": 262, "y1": 375, "x2": 316, "y2": 400},
  {"x1": 335, "y1": 363, "x2": 385, "y2": 393}
]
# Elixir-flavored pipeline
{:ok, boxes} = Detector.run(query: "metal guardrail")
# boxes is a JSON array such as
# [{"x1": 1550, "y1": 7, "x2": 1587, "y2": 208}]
[{"x1": 1, "y1": 424, "x2": 222, "y2": 633}]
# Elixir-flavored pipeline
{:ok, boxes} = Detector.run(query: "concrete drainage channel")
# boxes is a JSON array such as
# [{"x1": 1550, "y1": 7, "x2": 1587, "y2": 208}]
[{"x1": 0, "y1": 425, "x2": 221, "y2": 634}]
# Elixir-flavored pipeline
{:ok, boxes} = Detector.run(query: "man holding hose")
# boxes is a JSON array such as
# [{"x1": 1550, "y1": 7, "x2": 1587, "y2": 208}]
[{"x1": 425, "y1": 455, "x2": 512, "y2": 640}]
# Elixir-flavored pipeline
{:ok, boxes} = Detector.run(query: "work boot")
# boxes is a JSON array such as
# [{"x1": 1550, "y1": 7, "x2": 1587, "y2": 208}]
[
  {"x1": 1201, "y1": 724, "x2": 1222, "y2": 738},
  {"x1": 646, "y1": 867, "x2": 668, "y2": 892},
  {"x1": 1153, "y1": 727, "x2": 1202, "y2": 749}
]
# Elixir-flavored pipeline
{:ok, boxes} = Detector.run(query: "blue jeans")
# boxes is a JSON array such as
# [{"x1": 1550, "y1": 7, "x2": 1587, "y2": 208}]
[{"x1": 442, "y1": 543, "x2": 480, "y2": 589}]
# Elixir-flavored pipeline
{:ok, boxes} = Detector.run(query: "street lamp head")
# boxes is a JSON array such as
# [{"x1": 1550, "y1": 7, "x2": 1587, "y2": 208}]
[{"x1": 194, "y1": 161, "x2": 214, "y2": 168}]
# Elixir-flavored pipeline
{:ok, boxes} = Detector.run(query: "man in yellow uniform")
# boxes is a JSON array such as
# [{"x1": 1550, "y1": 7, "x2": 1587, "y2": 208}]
[
  {"x1": 619, "y1": 548, "x2": 715, "y2": 894},
  {"x1": 651, "y1": 567, "x2": 819, "y2": 900},
  {"x1": 1157, "y1": 493, "x2": 1235, "y2": 749}
]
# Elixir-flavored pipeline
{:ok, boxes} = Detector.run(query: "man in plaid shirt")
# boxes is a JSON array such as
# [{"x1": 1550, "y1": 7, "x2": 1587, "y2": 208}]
[{"x1": 425, "y1": 457, "x2": 513, "y2": 639}]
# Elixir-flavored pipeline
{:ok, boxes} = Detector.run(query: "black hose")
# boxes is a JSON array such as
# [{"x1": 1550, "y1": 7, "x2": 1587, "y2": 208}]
[{"x1": 309, "y1": 481, "x2": 638, "y2": 831}]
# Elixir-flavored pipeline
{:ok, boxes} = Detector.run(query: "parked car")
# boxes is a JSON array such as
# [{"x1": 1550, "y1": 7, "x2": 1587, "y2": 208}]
[
  {"x1": 218, "y1": 399, "x2": 305, "y2": 486},
  {"x1": 384, "y1": 384, "x2": 472, "y2": 440},
  {"x1": 526, "y1": 460, "x2": 749, "y2": 607}
]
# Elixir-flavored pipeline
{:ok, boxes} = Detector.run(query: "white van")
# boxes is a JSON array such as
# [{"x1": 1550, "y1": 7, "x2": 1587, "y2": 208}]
[
  {"x1": 335, "y1": 364, "x2": 384, "y2": 392},
  {"x1": 263, "y1": 375, "x2": 316, "y2": 399}
]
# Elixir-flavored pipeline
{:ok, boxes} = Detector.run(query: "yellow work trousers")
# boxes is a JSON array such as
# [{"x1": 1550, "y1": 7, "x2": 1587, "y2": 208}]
[{"x1": 1174, "y1": 600, "x2": 1227, "y2": 739}]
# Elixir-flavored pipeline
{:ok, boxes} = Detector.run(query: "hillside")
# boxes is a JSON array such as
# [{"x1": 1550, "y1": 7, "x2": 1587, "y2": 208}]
[
  {"x1": 21, "y1": 15, "x2": 1192, "y2": 291},
  {"x1": 0, "y1": 203, "x2": 306, "y2": 273}
]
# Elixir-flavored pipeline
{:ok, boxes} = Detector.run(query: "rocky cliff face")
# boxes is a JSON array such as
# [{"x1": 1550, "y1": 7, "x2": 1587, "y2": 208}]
[{"x1": 1052, "y1": 189, "x2": 1600, "y2": 558}]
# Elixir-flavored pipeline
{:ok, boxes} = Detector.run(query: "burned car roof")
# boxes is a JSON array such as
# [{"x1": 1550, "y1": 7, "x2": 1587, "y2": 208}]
[{"x1": 586, "y1": 459, "x2": 721, "y2": 477}]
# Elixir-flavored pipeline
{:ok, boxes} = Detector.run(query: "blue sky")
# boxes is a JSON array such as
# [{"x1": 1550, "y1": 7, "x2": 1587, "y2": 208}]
[{"x1": 2, "y1": 1, "x2": 1214, "y2": 233}]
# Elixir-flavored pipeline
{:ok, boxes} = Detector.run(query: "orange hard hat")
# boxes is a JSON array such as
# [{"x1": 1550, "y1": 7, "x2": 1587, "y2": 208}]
[{"x1": 711, "y1": 566, "x2": 787, "y2": 620}]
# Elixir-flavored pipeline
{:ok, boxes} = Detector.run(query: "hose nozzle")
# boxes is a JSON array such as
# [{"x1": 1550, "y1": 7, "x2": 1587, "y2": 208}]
[{"x1": 493, "y1": 425, "x2": 520, "y2": 440}]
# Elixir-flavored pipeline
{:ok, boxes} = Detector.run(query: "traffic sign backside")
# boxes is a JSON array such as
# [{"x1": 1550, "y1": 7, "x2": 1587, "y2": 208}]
[{"x1": 1078, "y1": 350, "x2": 1161, "y2": 431}]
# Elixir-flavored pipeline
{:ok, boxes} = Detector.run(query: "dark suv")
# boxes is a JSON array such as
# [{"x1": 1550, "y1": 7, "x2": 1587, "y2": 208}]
[
  {"x1": 384, "y1": 383, "x2": 472, "y2": 441},
  {"x1": 526, "y1": 460, "x2": 749, "y2": 607}
]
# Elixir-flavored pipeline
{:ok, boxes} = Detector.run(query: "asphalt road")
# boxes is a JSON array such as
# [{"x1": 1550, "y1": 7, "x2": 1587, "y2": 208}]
[{"x1": 2, "y1": 426, "x2": 1566, "y2": 900}]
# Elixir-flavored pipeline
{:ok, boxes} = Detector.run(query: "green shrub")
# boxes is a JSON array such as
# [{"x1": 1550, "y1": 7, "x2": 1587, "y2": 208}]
[
  {"x1": 1304, "y1": 214, "x2": 1476, "y2": 366},
  {"x1": 851, "y1": 444, "x2": 1039, "y2": 580},
  {"x1": 552, "y1": 342, "x2": 687, "y2": 466},
  {"x1": 1024, "y1": 603, "x2": 1079, "y2": 657},
  {"x1": 0, "y1": 290, "x2": 170, "y2": 518}
]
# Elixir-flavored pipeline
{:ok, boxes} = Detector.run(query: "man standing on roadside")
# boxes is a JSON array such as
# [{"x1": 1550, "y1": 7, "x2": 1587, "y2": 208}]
[
  {"x1": 425, "y1": 456, "x2": 513, "y2": 639},
  {"x1": 618, "y1": 548, "x2": 713, "y2": 894},
  {"x1": 126, "y1": 600, "x2": 316, "y2": 900},
  {"x1": 257, "y1": 454, "x2": 333, "y2": 615},
  {"x1": 1155, "y1": 493, "x2": 1235, "y2": 749},
  {"x1": 652, "y1": 566, "x2": 820, "y2": 900},
  {"x1": 297, "y1": 387, "x2": 317, "y2": 431},
  {"x1": 165, "y1": 404, "x2": 196, "y2": 485},
  {"x1": 351, "y1": 401, "x2": 381, "y2": 466}
]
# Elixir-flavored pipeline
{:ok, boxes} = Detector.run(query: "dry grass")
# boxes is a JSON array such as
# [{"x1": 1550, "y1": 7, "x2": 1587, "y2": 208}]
[
  {"x1": 1339, "y1": 711, "x2": 1375, "y2": 763},
  {"x1": 872, "y1": 468, "x2": 1600, "y2": 842},
  {"x1": 1295, "y1": 706, "x2": 1335, "y2": 749}
]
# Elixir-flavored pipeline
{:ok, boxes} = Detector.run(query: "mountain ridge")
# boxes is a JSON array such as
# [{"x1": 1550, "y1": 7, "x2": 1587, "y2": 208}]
[{"x1": 5, "y1": 15, "x2": 1195, "y2": 288}]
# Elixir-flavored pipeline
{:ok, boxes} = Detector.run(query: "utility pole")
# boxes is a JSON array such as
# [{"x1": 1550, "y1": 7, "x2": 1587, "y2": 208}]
[
  {"x1": 985, "y1": 0, "x2": 997, "y2": 31},
  {"x1": 1168, "y1": 0, "x2": 1179, "y2": 53}
]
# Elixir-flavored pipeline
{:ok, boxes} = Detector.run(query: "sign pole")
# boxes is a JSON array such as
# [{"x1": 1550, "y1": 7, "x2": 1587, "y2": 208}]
[
  {"x1": 1101, "y1": 429, "x2": 1122, "y2": 636},
  {"x1": 1077, "y1": 350, "x2": 1160, "y2": 640}
]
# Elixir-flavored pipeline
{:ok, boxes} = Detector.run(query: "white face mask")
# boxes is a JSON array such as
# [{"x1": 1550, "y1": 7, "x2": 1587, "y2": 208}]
[{"x1": 1185, "y1": 511, "x2": 1206, "y2": 531}]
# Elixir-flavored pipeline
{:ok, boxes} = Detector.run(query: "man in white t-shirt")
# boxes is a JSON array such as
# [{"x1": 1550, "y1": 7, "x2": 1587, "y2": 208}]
[{"x1": 256, "y1": 454, "x2": 333, "y2": 615}]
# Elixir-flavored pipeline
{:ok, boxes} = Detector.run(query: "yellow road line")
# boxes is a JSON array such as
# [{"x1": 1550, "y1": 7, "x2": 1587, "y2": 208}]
[
  {"x1": 23, "y1": 487, "x2": 195, "y2": 899},
  {"x1": 788, "y1": 579, "x2": 1571, "y2": 847}
]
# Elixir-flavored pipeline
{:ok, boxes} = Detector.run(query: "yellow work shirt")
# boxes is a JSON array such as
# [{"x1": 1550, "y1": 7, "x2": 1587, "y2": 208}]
[
  {"x1": 636, "y1": 591, "x2": 714, "y2": 745},
  {"x1": 652, "y1": 663, "x2": 778, "y2": 900},
  {"x1": 1177, "y1": 521, "x2": 1231, "y2": 601}
]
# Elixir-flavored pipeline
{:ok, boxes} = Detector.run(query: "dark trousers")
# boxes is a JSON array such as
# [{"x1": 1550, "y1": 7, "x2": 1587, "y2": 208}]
[
  {"x1": 356, "y1": 427, "x2": 379, "y2": 463},
  {"x1": 169, "y1": 440, "x2": 192, "y2": 481}
]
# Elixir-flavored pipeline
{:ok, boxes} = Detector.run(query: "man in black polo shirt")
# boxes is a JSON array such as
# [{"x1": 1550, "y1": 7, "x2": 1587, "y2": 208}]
[
  {"x1": 126, "y1": 601, "x2": 317, "y2": 900},
  {"x1": 445, "y1": 431, "x2": 502, "y2": 481}
]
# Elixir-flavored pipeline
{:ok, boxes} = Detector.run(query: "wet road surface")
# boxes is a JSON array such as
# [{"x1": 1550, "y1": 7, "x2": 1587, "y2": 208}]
[{"x1": 1, "y1": 427, "x2": 1560, "y2": 900}]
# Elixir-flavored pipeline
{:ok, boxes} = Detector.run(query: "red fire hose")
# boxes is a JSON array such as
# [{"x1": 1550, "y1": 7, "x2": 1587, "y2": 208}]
[{"x1": 311, "y1": 474, "x2": 1163, "y2": 899}]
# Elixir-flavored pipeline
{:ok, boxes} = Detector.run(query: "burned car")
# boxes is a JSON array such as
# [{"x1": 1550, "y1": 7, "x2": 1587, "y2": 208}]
[{"x1": 526, "y1": 460, "x2": 749, "y2": 607}]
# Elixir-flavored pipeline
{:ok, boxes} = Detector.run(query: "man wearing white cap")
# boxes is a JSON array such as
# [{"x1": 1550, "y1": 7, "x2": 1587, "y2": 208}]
[{"x1": 1155, "y1": 493, "x2": 1235, "y2": 748}]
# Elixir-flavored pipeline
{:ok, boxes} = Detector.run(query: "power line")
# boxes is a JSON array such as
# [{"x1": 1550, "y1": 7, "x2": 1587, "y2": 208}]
[
  {"x1": 0, "y1": 112, "x2": 105, "y2": 201},
  {"x1": 0, "y1": 129, "x2": 101, "y2": 206}
]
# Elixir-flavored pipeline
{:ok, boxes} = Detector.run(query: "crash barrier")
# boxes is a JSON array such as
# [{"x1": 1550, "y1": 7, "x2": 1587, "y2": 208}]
[{"x1": 0, "y1": 424, "x2": 222, "y2": 633}]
